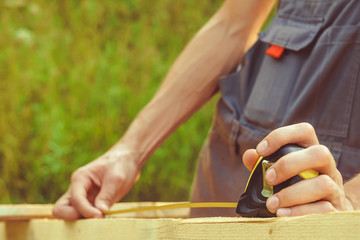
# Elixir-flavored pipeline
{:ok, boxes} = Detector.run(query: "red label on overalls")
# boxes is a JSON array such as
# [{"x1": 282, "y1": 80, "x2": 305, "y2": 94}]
[{"x1": 265, "y1": 44, "x2": 285, "y2": 59}]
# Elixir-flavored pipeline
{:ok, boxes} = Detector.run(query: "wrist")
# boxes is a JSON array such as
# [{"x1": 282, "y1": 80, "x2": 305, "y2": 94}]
[{"x1": 109, "y1": 138, "x2": 150, "y2": 167}]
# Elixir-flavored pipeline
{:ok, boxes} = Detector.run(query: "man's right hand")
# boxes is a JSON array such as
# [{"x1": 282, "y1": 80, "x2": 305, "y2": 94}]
[
  {"x1": 52, "y1": 0, "x2": 276, "y2": 221},
  {"x1": 52, "y1": 147, "x2": 140, "y2": 220}
]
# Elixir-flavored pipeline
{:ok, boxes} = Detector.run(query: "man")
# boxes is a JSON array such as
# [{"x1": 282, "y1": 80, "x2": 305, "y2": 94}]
[{"x1": 53, "y1": 0, "x2": 360, "y2": 220}]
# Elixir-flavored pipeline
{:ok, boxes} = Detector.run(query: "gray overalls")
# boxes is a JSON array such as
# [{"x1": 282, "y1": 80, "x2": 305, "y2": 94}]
[{"x1": 190, "y1": 0, "x2": 360, "y2": 217}]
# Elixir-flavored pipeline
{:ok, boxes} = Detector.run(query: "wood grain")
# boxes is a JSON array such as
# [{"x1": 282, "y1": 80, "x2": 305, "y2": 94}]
[{"x1": 1, "y1": 204, "x2": 360, "y2": 240}]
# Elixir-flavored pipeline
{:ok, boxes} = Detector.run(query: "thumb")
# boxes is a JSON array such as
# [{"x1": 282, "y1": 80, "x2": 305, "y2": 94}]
[
  {"x1": 94, "y1": 173, "x2": 125, "y2": 212},
  {"x1": 242, "y1": 149, "x2": 260, "y2": 171}
]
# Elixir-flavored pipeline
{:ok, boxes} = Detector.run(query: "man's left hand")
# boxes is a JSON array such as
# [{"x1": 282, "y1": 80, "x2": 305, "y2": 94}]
[{"x1": 242, "y1": 122, "x2": 354, "y2": 216}]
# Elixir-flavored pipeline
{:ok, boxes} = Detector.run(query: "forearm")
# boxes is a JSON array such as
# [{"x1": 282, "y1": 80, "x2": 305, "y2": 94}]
[
  {"x1": 115, "y1": 0, "x2": 276, "y2": 166},
  {"x1": 344, "y1": 174, "x2": 360, "y2": 210}
]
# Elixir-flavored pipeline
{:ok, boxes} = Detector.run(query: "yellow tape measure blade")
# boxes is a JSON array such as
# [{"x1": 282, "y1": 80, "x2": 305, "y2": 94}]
[{"x1": 103, "y1": 202, "x2": 238, "y2": 215}]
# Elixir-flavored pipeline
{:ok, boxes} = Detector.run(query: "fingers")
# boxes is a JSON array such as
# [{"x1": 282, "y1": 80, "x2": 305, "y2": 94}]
[
  {"x1": 95, "y1": 165, "x2": 136, "y2": 211},
  {"x1": 70, "y1": 173, "x2": 103, "y2": 218},
  {"x1": 242, "y1": 149, "x2": 260, "y2": 171},
  {"x1": 245, "y1": 122, "x2": 348, "y2": 217},
  {"x1": 265, "y1": 145, "x2": 337, "y2": 186},
  {"x1": 267, "y1": 175, "x2": 338, "y2": 210},
  {"x1": 53, "y1": 173, "x2": 103, "y2": 220},
  {"x1": 276, "y1": 201, "x2": 338, "y2": 217},
  {"x1": 94, "y1": 173, "x2": 125, "y2": 211},
  {"x1": 266, "y1": 175, "x2": 345, "y2": 216},
  {"x1": 53, "y1": 148, "x2": 141, "y2": 220},
  {"x1": 52, "y1": 191, "x2": 81, "y2": 221},
  {"x1": 256, "y1": 122, "x2": 319, "y2": 156}
]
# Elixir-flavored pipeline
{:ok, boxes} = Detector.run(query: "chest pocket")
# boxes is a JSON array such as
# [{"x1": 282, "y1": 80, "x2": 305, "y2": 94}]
[
  {"x1": 243, "y1": 9, "x2": 360, "y2": 139},
  {"x1": 243, "y1": 13, "x2": 324, "y2": 130}
]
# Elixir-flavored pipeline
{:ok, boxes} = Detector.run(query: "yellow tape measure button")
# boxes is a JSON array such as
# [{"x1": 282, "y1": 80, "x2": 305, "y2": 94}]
[{"x1": 298, "y1": 169, "x2": 319, "y2": 179}]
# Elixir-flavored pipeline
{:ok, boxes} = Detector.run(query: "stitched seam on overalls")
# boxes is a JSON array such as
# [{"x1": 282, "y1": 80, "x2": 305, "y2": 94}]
[
  {"x1": 325, "y1": 44, "x2": 358, "y2": 136},
  {"x1": 343, "y1": 44, "x2": 360, "y2": 135},
  {"x1": 317, "y1": 31, "x2": 359, "y2": 137}
]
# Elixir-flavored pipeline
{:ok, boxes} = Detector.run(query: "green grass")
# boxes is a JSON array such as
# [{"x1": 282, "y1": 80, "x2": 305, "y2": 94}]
[{"x1": 0, "y1": 0, "x2": 224, "y2": 204}]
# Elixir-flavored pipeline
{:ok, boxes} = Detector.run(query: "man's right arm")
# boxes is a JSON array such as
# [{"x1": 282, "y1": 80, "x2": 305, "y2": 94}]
[
  {"x1": 120, "y1": 0, "x2": 276, "y2": 167},
  {"x1": 53, "y1": 0, "x2": 276, "y2": 220}
]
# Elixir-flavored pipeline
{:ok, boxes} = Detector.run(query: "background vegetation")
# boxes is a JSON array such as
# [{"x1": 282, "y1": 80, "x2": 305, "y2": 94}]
[
  {"x1": 0, "y1": 0, "x2": 275, "y2": 204},
  {"x1": 0, "y1": 0, "x2": 225, "y2": 204}
]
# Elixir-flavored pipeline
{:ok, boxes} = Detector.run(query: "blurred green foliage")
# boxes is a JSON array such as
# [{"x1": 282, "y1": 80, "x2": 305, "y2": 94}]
[
  {"x1": 0, "y1": 0, "x2": 225, "y2": 204},
  {"x1": 0, "y1": 0, "x2": 276, "y2": 204}
]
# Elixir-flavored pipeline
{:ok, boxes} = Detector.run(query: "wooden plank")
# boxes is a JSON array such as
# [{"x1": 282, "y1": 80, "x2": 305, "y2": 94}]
[
  {"x1": 0, "y1": 202, "x2": 190, "y2": 220},
  {"x1": 1, "y1": 204, "x2": 360, "y2": 239},
  {"x1": 1, "y1": 211, "x2": 360, "y2": 240},
  {"x1": 0, "y1": 204, "x2": 53, "y2": 220}
]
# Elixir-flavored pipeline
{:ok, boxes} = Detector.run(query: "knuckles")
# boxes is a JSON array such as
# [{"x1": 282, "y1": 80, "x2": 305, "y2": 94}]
[
  {"x1": 70, "y1": 172, "x2": 80, "y2": 182},
  {"x1": 312, "y1": 144, "x2": 332, "y2": 159},
  {"x1": 70, "y1": 169, "x2": 84, "y2": 182},
  {"x1": 321, "y1": 201, "x2": 337, "y2": 212},
  {"x1": 298, "y1": 122, "x2": 316, "y2": 137},
  {"x1": 108, "y1": 171, "x2": 126, "y2": 183},
  {"x1": 52, "y1": 206, "x2": 62, "y2": 218},
  {"x1": 274, "y1": 158, "x2": 291, "y2": 177},
  {"x1": 52, "y1": 205, "x2": 78, "y2": 221},
  {"x1": 317, "y1": 174, "x2": 338, "y2": 196},
  {"x1": 309, "y1": 144, "x2": 334, "y2": 167}
]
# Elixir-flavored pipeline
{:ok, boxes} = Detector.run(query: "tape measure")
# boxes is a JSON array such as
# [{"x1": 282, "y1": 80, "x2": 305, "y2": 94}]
[
  {"x1": 236, "y1": 144, "x2": 319, "y2": 217},
  {"x1": 103, "y1": 202, "x2": 237, "y2": 215},
  {"x1": 105, "y1": 144, "x2": 319, "y2": 217}
]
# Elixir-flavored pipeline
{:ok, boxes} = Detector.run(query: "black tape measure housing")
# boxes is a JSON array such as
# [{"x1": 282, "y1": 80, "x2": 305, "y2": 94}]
[{"x1": 236, "y1": 144, "x2": 304, "y2": 217}]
